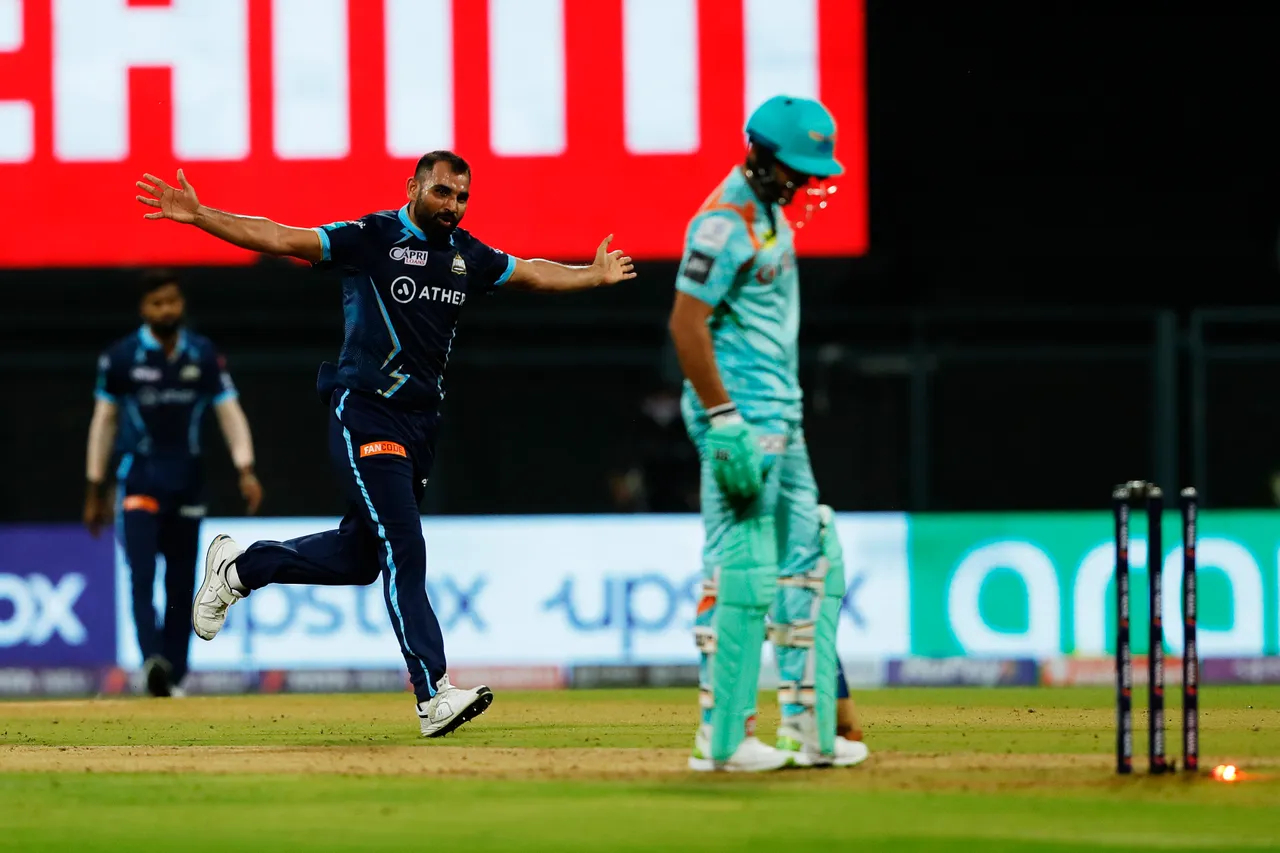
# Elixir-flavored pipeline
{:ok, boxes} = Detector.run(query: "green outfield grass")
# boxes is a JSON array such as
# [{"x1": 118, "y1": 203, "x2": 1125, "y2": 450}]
[{"x1": 1, "y1": 686, "x2": 1278, "y2": 851}]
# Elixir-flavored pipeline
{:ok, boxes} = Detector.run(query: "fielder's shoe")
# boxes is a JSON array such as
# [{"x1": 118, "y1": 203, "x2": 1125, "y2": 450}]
[
  {"x1": 143, "y1": 655, "x2": 172, "y2": 698},
  {"x1": 193, "y1": 534, "x2": 245, "y2": 641},
  {"x1": 777, "y1": 710, "x2": 871, "y2": 768},
  {"x1": 418, "y1": 675, "x2": 494, "y2": 738},
  {"x1": 688, "y1": 724, "x2": 795, "y2": 772}
]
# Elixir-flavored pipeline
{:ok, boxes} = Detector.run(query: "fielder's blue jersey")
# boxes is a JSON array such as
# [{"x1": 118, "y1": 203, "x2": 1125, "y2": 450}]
[
  {"x1": 315, "y1": 205, "x2": 515, "y2": 410},
  {"x1": 96, "y1": 327, "x2": 238, "y2": 480},
  {"x1": 675, "y1": 168, "x2": 802, "y2": 423}
]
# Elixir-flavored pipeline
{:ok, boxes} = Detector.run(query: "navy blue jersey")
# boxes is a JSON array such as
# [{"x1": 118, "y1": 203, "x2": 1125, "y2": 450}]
[
  {"x1": 96, "y1": 327, "x2": 237, "y2": 478},
  {"x1": 314, "y1": 205, "x2": 515, "y2": 410}
]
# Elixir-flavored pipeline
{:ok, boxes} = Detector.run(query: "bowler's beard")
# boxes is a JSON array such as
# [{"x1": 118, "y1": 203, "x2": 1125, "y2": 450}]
[
  {"x1": 149, "y1": 318, "x2": 183, "y2": 338},
  {"x1": 414, "y1": 200, "x2": 458, "y2": 239}
]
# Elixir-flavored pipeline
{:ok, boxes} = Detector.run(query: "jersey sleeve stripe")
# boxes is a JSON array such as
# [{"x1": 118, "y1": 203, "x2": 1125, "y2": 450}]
[
  {"x1": 313, "y1": 226, "x2": 332, "y2": 261},
  {"x1": 494, "y1": 254, "x2": 517, "y2": 287}
]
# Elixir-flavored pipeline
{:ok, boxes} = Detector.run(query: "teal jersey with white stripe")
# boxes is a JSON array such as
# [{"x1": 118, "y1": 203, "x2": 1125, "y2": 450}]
[{"x1": 676, "y1": 168, "x2": 801, "y2": 423}]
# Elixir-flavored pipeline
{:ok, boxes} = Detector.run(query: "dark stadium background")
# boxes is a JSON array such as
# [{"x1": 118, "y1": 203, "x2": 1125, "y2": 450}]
[{"x1": 2, "y1": 5, "x2": 1278, "y2": 521}]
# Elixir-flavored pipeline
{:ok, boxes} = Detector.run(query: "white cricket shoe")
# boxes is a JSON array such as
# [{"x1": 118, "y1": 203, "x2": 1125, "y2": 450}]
[
  {"x1": 418, "y1": 675, "x2": 494, "y2": 738},
  {"x1": 193, "y1": 534, "x2": 245, "y2": 641},
  {"x1": 777, "y1": 710, "x2": 871, "y2": 768},
  {"x1": 688, "y1": 724, "x2": 795, "y2": 772}
]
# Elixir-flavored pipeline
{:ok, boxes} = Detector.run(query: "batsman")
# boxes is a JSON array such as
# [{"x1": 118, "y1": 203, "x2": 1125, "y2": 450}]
[{"x1": 670, "y1": 95, "x2": 870, "y2": 772}]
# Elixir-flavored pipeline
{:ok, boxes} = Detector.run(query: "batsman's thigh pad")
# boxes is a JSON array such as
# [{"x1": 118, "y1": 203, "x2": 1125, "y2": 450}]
[
  {"x1": 718, "y1": 516, "x2": 779, "y2": 607},
  {"x1": 703, "y1": 515, "x2": 778, "y2": 762},
  {"x1": 770, "y1": 505, "x2": 845, "y2": 753}
]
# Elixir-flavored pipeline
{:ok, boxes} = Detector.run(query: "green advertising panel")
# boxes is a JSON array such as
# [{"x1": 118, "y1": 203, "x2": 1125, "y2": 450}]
[{"x1": 906, "y1": 511, "x2": 1280, "y2": 658}]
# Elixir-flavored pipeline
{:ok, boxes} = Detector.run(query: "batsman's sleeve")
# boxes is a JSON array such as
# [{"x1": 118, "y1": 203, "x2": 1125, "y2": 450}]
[
  {"x1": 313, "y1": 214, "x2": 379, "y2": 268},
  {"x1": 675, "y1": 212, "x2": 756, "y2": 308}
]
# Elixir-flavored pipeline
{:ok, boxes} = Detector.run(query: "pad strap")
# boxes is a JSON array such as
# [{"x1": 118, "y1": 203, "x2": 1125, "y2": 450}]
[
  {"x1": 778, "y1": 555, "x2": 840, "y2": 590},
  {"x1": 766, "y1": 620, "x2": 815, "y2": 648},
  {"x1": 778, "y1": 682, "x2": 817, "y2": 707}
]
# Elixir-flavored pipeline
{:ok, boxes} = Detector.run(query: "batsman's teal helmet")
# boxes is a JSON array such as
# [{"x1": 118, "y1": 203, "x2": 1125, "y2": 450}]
[{"x1": 745, "y1": 95, "x2": 843, "y2": 178}]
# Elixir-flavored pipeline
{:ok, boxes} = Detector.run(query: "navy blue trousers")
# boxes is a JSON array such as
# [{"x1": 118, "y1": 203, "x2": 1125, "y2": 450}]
[
  {"x1": 118, "y1": 457, "x2": 202, "y2": 684},
  {"x1": 235, "y1": 389, "x2": 446, "y2": 703}
]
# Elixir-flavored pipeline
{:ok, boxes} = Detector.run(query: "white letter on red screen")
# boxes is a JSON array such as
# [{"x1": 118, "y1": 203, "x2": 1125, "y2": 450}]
[
  {"x1": 53, "y1": 0, "x2": 248, "y2": 162},
  {"x1": 489, "y1": 0, "x2": 565, "y2": 156},
  {"x1": 623, "y1": 0, "x2": 698, "y2": 155},
  {"x1": 385, "y1": 0, "x2": 452, "y2": 157},
  {"x1": 0, "y1": 0, "x2": 32, "y2": 163},
  {"x1": 744, "y1": 0, "x2": 819, "y2": 117},
  {"x1": 273, "y1": 0, "x2": 349, "y2": 159}
]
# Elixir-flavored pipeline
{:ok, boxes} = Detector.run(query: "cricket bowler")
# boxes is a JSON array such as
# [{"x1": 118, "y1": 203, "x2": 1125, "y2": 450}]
[
  {"x1": 669, "y1": 96, "x2": 870, "y2": 771},
  {"x1": 135, "y1": 151, "x2": 634, "y2": 737}
]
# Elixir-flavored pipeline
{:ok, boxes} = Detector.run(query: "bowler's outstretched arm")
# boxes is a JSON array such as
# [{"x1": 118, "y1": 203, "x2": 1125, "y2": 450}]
[{"x1": 136, "y1": 169, "x2": 324, "y2": 262}]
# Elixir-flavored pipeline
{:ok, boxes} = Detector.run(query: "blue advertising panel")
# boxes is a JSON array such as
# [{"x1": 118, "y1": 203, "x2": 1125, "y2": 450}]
[{"x1": 0, "y1": 525, "x2": 117, "y2": 666}]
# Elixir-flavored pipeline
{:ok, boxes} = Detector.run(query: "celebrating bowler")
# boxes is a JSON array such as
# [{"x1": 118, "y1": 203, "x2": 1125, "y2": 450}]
[{"x1": 135, "y1": 150, "x2": 635, "y2": 736}]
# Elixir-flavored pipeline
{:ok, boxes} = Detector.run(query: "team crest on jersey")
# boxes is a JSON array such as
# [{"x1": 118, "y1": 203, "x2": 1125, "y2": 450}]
[
  {"x1": 180, "y1": 365, "x2": 201, "y2": 382},
  {"x1": 691, "y1": 216, "x2": 733, "y2": 252},
  {"x1": 451, "y1": 254, "x2": 467, "y2": 275},
  {"x1": 390, "y1": 246, "x2": 428, "y2": 266}
]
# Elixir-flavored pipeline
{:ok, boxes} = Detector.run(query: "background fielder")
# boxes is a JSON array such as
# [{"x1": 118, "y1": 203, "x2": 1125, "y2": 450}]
[
  {"x1": 670, "y1": 95, "x2": 868, "y2": 771},
  {"x1": 84, "y1": 270, "x2": 262, "y2": 697}
]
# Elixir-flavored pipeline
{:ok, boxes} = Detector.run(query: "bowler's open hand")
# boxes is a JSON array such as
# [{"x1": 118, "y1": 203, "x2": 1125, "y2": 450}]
[{"x1": 136, "y1": 169, "x2": 200, "y2": 224}]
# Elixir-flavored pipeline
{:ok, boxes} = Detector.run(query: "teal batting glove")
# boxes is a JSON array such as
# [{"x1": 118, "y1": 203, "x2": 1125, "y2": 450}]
[{"x1": 706, "y1": 404, "x2": 764, "y2": 505}]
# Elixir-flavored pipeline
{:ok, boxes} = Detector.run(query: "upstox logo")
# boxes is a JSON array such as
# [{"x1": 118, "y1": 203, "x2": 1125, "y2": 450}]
[{"x1": 0, "y1": 574, "x2": 88, "y2": 647}]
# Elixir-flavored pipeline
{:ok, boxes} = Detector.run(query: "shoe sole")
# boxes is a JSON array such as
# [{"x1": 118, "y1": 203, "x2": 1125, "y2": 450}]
[
  {"x1": 688, "y1": 754, "x2": 795, "y2": 772},
  {"x1": 193, "y1": 534, "x2": 232, "y2": 641},
  {"x1": 781, "y1": 748, "x2": 870, "y2": 769},
  {"x1": 833, "y1": 747, "x2": 870, "y2": 768},
  {"x1": 144, "y1": 659, "x2": 171, "y2": 698},
  {"x1": 422, "y1": 687, "x2": 494, "y2": 738}
]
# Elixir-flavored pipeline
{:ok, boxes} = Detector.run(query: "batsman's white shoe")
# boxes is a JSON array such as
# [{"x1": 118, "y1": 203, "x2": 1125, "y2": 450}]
[
  {"x1": 418, "y1": 675, "x2": 494, "y2": 738},
  {"x1": 193, "y1": 534, "x2": 245, "y2": 641},
  {"x1": 688, "y1": 724, "x2": 794, "y2": 772},
  {"x1": 777, "y1": 711, "x2": 871, "y2": 768}
]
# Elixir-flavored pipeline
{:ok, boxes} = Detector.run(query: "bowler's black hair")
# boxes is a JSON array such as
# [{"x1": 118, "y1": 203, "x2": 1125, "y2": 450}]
[{"x1": 415, "y1": 150, "x2": 471, "y2": 179}]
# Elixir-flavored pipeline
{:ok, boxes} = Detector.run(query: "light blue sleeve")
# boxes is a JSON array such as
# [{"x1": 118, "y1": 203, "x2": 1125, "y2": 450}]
[{"x1": 675, "y1": 211, "x2": 757, "y2": 307}]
